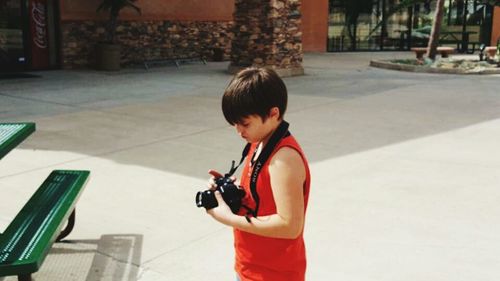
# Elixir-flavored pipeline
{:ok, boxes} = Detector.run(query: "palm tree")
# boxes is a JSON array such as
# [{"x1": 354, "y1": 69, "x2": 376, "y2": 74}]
[
  {"x1": 97, "y1": 0, "x2": 141, "y2": 43},
  {"x1": 95, "y1": 0, "x2": 141, "y2": 71}
]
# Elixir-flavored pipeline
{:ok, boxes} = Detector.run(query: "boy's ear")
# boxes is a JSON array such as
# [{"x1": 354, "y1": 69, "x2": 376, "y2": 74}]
[{"x1": 269, "y1": 107, "x2": 280, "y2": 120}]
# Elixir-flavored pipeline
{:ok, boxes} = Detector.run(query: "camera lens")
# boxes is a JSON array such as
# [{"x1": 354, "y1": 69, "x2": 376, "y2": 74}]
[{"x1": 195, "y1": 190, "x2": 218, "y2": 210}]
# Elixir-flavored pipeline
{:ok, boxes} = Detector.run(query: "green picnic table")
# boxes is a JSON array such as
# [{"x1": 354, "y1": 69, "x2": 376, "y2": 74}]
[
  {"x1": 0, "y1": 122, "x2": 90, "y2": 281},
  {"x1": 0, "y1": 123, "x2": 36, "y2": 160}
]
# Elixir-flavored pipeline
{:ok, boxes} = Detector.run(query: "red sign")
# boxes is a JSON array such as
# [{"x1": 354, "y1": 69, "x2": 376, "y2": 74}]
[{"x1": 28, "y1": 0, "x2": 50, "y2": 69}]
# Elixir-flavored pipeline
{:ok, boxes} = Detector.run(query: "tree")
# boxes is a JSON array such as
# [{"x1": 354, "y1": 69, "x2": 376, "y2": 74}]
[
  {"x1": 95, "y1": 0, "x2": 141, "y2": 71},
  {"x1": 367, "y1": 0, "x2": 428, "y2": 37},
  {"x1": 425, "y1": 0, "x2": 445, "y2": 60},
  {"x1": 97, "y1": 0, "x2": 141, "y2": 43},
  {"x1": 425, "y1": 0, "x2": 499, "y2": 60},
  {"x1": 342, "y1": 0, "x2": 373, "y2": 50}
]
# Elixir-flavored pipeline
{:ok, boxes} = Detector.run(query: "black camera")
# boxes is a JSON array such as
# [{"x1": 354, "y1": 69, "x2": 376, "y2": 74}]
[{"x1": 195, "y1": 176, "x2": 246, "y2": 214}]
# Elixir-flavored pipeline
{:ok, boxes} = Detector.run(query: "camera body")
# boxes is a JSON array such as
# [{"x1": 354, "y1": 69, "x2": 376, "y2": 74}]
[{"x1": 196, "y1": 176, "x2": 246, "y2": 214}]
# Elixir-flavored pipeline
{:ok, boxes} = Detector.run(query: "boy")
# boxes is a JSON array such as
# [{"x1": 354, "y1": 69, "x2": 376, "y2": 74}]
[{"x1": 205, "y1": 67, "x2": 311, "y2": 281}]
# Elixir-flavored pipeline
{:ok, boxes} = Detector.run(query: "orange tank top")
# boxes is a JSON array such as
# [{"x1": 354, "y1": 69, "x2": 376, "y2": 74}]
[{"x1": 234, "y1": 134, "x2": 311, "y2": 281}]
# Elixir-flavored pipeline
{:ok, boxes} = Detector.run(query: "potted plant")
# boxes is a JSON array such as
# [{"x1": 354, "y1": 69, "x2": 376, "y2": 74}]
[{"x1": 96, "y1": 0, "x2": 141, "y2": 70}]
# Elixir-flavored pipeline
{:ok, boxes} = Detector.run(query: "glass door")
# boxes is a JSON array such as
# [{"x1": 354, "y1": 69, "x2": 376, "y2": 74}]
[
  {"x1": 328, "y1": 0, "x2": 415, "y2": 51},
  {"x1": 328, "y1": 0, "x2": 381, "y2": 51},
  {"x1": 378, "y1": 0, "x2": 422, "y2": 50},
  {"x1": 327, "y1": 0, "x2": 494, "y2": 52},
  {"x1": 0, "y1": 0, "x2": 28, "y2": 71},
  {"x1": 1, "y1": 0, "x2": 60, "y2": 71}
]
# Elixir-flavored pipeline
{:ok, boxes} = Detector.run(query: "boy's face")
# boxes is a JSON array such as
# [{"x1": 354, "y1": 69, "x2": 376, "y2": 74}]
[{"x1": 234, "y1": 114, "x2": 273, "y2": 144}]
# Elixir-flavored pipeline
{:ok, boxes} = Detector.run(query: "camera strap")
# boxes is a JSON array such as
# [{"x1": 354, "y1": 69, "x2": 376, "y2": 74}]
[
  {"x1": 225, "y1": 120, "x2": 290, "y2": 180},
  {"x1": 225, "y1": 121, "x2": 290, "y2": 220},
  {"x1": 247, "y1": 120, "x2": 290, "y2": 218},
  {"x1": 225, "y1": 144, "x2": 251, "y2": 178}
]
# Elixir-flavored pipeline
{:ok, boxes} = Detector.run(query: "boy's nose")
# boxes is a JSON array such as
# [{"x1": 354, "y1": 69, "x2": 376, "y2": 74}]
[{"x1": 235, "y1": 124, "x2": 244, "y2": 134}]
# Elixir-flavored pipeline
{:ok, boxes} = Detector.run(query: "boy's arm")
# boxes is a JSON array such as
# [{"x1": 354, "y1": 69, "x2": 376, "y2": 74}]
[{"x1": 208, "y1": 147, "x2": 306, "y2": 239}]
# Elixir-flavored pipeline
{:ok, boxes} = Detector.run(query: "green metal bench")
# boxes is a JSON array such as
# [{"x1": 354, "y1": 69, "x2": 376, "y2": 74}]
[
  {"x1": 0, "y1": 123, "x2": 36, "y2": 160},
  {"x1": 0, "y1": 169, "x2": 90, "y2": 281}
]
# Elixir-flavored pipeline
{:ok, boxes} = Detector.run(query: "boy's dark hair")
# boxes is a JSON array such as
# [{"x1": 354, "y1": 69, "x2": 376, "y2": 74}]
[{"x1": 222, "y1": 67, "x2": 287, "y2": 125}]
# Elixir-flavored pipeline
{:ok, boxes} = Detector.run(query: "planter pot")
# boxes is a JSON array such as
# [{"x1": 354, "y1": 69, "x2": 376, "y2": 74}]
[
  {"x1": 96, "y1": 43, "x2": 121, "y2": 71},
  {"x1": 484, "y1": 46, "x2": 496, "y2": 59},
  {"x1": 213, "y1": 48, "x2": 224, "y2": 62}
]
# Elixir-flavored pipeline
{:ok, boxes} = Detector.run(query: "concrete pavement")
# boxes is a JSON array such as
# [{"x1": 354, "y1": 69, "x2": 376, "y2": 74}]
[{"x1": 1, "y1": 52, "x2": 499, "y2": 281}]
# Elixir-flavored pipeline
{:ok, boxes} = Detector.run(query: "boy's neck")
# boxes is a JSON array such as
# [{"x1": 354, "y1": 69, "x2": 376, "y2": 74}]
[{"x1": 261, "y1": 120, "x2": 283, "y2": 147}]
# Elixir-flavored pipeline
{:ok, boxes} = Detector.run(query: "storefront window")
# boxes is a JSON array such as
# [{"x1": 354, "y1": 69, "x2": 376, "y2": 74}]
[
  {"x1": 0, "y1": 0, "x2": 27, "y2": 70},
  {"x1": 327, "y1": 0, "x2": 494, "y2": 52}
]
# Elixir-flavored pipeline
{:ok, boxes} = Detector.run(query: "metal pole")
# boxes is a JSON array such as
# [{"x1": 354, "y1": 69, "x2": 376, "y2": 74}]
[
  {"x1": 447, "y1": 0, "x2": 452, "y2": 25},
  {"x1": 381, "y1": 0, "x2": 386, "y2": 50},
  {"x1": 407, "y1": 6, "x2": 413, "y2": 49},
  {"x1": 462, "y1": 0, "x2": 468, "y2": 52}
]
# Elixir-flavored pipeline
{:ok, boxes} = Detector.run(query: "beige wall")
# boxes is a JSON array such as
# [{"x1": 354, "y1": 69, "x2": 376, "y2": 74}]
[
  {"x1": 60, "y1": 0, "x2": 234, "y2": 21},
  {"x1": 492, "y1": 7, "x2": 500, "y2": 46}
]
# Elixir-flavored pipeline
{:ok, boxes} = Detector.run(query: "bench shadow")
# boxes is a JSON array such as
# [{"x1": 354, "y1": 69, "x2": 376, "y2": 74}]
[{"x1": 53, "y1": 234, "x2": 143, "y2": 281}]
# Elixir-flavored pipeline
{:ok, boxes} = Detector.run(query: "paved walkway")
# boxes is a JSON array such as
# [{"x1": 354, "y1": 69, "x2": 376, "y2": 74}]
[{"x1": 1, "y1": 52, "x2": 499, "y2": 281}]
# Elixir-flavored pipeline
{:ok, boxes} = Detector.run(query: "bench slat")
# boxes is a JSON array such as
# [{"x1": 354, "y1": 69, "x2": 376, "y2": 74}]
[
  {"x1": 0, "y1": 123, "x2": 36, "y2": 160},
  {"x1": 0, "y1": 170, "x2": 90, "y2": 276}
]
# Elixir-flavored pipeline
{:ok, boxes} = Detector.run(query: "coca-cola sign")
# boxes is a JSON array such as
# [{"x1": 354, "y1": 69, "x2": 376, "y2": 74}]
[
  {"x1": 28, "y1": 0, "x2": 50, "y2": 69},
  {"x1": 31, "y1": 2, "x2": 47, "y2": 49}
]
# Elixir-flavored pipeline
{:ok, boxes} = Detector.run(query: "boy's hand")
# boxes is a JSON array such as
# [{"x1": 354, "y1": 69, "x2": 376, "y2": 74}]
[
  {"x1": 206, "y1": 190, "x2": 234, "y2": 225},
  {"x1": 207, "y1": 169, "x2": 236, "y2": 190},
  {"x1": 207, "y1": 169, "x2": 223, "y2": 190}
]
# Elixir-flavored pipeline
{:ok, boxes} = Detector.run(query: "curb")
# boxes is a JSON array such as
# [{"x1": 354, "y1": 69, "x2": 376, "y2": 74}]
[{"x1": 370, "y1": 60, "x2": 500, "y2": 75}]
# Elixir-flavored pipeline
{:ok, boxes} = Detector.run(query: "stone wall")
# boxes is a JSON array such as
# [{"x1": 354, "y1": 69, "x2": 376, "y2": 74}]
[
  {"x1": 61, "y1": 20, "x2": 234, "y2": 69},
  {"x1": 229, "y1": 0, "x2": 303, "y2": 76}
]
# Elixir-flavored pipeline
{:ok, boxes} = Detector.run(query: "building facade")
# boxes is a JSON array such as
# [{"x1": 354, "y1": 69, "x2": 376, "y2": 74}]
[
  {"x1": 1, "y1": 0, "x2": 236, "y2": 71},
  {"x1": 1, "y1": 0, "x2": 61, "y2": 71},
  {"x1": 303, "y1": 0, "x2": 500, "y2": 52},
  {"x1": 1, "y1": 0, "x2": 499, "y2": 71}
]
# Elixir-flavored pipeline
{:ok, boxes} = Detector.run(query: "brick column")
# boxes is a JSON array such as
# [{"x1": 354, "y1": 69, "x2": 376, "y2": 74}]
[{"x1": 228, "y1": 0, "x2": 304, "y2": 77}]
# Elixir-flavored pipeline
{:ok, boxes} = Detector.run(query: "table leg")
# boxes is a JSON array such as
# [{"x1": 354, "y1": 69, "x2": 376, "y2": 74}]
[{"x1": 461, "y1": 33, "x2": 469, "y2": 53}]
